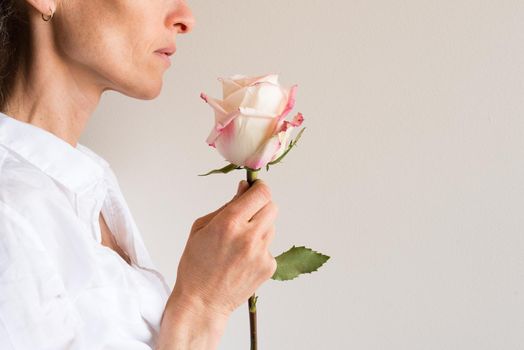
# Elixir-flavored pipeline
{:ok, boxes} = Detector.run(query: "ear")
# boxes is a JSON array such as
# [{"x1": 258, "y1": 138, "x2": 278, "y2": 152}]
[{"x1": 24, "y1": 0, "x2": 57, "y2": 16}]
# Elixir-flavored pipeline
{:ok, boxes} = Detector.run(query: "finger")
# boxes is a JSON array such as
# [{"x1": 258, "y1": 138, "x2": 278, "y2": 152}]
[
  {"x1": 260, "y1": 227, "x2": 276, "y2": 250},
  {"x1": 211, "y1": 180, "x2": 249, "y2": 215},
  {"x1": 226, "y1": 179, "x2": 272, "y2": 223},
  {"x1": 195, "y1": 180, "x2": 250, "y2": 227},
  {"x1": 249, "y1": 201, "x2": 278, "y2": 233},
  {"x1": 236, "y1": 180, "x2": 250, "y2": 196}
]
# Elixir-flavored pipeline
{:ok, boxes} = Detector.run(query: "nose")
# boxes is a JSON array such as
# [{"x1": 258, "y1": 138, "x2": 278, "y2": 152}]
[{"x1": 168, "y1": 0, "x2": 196, "y2": 34}]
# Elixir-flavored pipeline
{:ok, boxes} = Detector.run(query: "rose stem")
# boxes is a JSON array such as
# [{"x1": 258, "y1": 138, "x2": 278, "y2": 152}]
[{"x1": 246, "y1": 168, "x2": 259, "y2": 350}]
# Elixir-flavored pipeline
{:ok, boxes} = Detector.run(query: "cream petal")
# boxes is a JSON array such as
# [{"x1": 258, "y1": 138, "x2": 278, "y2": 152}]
[
  {"x1": 271, "y1": 112, "x2": 304, "y2": 160},
  {"x1": 270, "y1": 130, "x2": 292, "y2": 161},
  {"x1": 230, "y1": 73, "x2": 279, "y2": 87},
  {"x1": 244, "y1": 133, "x2": 284, "y2": 170},
  {"x1": 223, "y1": 86, "x2": 249, "y2": 112},
  {"x1": 229, "y1": 73, "x2": 250, "y2": 83},
  {"x1": 200, "y1": 93, "x2": 241, "y2": 127},
  {"x1": 271, "y1": 84, "x2": 298, "y2": 135},
  {"x1": 247, "y1": 74, "x2": 280, "y2": 86},
  {"x1": 238, "y1": 107, "x2": 280, "y2": 142},
  {"x1": 200, "y1": 92, "x2": 227, "y2": 115},
  {"x1": 219, "y1": 77, "x2": 244, "y2": 100},
  {"x1": 279, "y1": 112, "x2": 304, "y2": 132},
  {"x1": 204, "y1": 109, "x2": 242, "y2": 147},
  {"x1": 222, "y1": 74, "x2": 286, "y2": 115},
  {"x1": 239, "y1": 83, "x2": 286, "y2": 116},
  {"x1": 215, "y1": 109, "x2": 276, "y2": 167},
  {"x1": 201, "y1": 92, "x2": 242, "y2": 147}
]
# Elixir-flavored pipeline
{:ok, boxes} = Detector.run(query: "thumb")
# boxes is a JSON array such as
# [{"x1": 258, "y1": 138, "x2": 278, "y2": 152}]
[{"x1": 235, "y1": 180, "x2": 249, "y2": 197}]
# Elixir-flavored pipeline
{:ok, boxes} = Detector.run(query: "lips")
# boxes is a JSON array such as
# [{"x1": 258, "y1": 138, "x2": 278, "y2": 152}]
[
  {"x1": 153, "y1": 44, "x2": 176, "y2": 68},
  {"x1": 155, "y1": 45, "x2": 176, "y2": 56}
]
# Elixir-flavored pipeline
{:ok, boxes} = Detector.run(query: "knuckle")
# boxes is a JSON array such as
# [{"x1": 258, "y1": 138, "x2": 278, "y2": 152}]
[
  {"x1": 191, "y1": 219, "x2": 199, "y2": 229},
  {"x1": 239, "y1": 233, "x2": 256, "y2": 251},
  {"x1": 220, "y1": 216, "x2": 240, "y2": 235},
  {"x1": 256, "y1": 182, "x2": 272, "y2": 201},
  {"x1": 191, "y1": 217, "x2": 203, "y2": 230},
  {"x1": 227, "y1": 207, "x2": 243, "y2": 222}
]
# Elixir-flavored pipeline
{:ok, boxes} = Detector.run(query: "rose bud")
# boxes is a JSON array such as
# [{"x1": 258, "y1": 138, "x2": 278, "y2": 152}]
[{"x1": 200, "y1": 74, "x2": 304, "y2": 170}]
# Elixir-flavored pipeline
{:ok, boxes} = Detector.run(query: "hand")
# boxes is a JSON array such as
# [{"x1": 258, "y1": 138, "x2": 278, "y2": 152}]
[{"x1": 169, "y1": 179, "x2": 278, "y2": 319}]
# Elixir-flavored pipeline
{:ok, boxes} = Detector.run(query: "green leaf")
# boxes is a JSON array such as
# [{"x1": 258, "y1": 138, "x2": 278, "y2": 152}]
[
  {"x1": 271, "y1": 245, "x2": 330, "y2": 281},
  {"x1": 198, "y1": 163, "x2": 242, "y2": 176},
  {"x1": 266, "y1": 127, "x2": 306, "y2": 170}
]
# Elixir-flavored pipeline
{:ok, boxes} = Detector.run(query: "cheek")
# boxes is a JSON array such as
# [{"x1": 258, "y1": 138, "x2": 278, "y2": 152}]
[{"x1": 55, "y1": 2, "x2": 165, "y2": 98}]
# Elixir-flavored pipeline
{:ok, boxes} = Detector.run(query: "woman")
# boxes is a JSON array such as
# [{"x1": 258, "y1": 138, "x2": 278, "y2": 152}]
[{"x1": 0, "y1": 1, "x2": 278, "y2": 349}]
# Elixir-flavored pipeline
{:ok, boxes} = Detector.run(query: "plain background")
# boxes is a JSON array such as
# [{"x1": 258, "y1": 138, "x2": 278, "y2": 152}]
[{"x1": 81, "y1": 1, "x2": 524, "y2": 349}]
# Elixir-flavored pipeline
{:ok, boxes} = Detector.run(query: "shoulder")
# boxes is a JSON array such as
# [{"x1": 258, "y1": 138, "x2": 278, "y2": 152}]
[
  {"x1": 0, "y1": 200, "x2": 47, "y2": 263},
  {"x1": 0, "y1": 146, "x2": 73, "y2": 224},
  {"x1": 0, "y1": 145, "x2": 59, "y2": 194}
]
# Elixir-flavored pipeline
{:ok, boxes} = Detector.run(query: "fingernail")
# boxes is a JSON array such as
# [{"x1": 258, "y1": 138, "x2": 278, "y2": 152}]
[
  {"x1": 237, "y1": 180, "x2": 248, "y2": 193},
  {"x1": 237, "y1": 181, "x2": 243, "y2": 193},
  {"x1": 239, "y1": 180, "x2": 249, "y2": 192}
]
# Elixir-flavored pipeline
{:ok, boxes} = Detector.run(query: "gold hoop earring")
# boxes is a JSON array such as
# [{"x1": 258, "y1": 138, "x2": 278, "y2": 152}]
[{"x1": 41, "y1": 6, "x2": 54, "y2": 22}]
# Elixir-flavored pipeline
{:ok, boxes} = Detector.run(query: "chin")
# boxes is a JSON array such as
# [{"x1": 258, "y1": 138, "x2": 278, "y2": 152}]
[
  {"x1": 138, "y1": 85, "x2": 163, "y2": 100},
  {"x1": 121, "y1": 79, "x2": 163, "y2": 100}
]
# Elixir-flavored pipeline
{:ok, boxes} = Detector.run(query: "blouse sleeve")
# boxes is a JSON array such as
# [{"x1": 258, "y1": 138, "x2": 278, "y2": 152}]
[
  {"x1": 0, "y1": 201, "x2": 159, "y2": 350},
  {"x1": 0, "y1": 200, "x2": 83, "y2": 349}
]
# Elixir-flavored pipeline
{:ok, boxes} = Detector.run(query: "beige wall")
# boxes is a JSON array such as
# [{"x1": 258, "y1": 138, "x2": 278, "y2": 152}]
[{"x1": 81, "y1": 0, "x2": 524, "y2": 348}]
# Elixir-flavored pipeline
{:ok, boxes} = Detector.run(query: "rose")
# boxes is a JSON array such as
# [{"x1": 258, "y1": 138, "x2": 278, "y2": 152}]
[
  {"x1": 200, "y1": 74, "x2": 304, "y2": 170},
  {"x1": 198, "y1": 73, "x2": 329, "y2": 349}
]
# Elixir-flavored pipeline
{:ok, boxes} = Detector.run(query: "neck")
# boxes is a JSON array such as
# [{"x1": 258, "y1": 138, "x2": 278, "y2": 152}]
[{"x1": 3, "y1": 19, "x2": 103, "y2": 148}]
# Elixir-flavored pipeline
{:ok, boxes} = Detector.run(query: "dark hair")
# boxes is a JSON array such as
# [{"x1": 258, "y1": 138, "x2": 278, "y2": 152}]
[{"x1": 0, "y1": 0, "x2": 30, "y2": 111}]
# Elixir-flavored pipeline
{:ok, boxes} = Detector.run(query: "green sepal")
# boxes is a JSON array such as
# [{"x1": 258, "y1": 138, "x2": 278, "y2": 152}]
[
  {"x1": 198, "y1": 163, "x2": 242, "y2": 176},
  {"x1": 271, "y1": 245, "x2": 330, "y2": 281},
  {"x1": 266, "y1": 127, "x2": 306, "y2": 171}
]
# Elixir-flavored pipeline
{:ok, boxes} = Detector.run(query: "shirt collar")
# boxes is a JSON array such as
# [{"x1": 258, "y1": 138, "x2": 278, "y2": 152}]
[{"x1": 0, "y1": 111, "x2": 109, "y2": 194}]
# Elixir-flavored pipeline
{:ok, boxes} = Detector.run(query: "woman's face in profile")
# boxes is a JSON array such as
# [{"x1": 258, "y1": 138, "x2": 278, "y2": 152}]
[{"x1": 52, "y1": 0, "x2": 195, "y2": 99}]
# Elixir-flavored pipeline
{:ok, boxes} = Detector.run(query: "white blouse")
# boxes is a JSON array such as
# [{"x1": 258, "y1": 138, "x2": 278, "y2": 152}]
[{"x1": 0, "y1": 112, "x2": 172, "y2": 349}]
